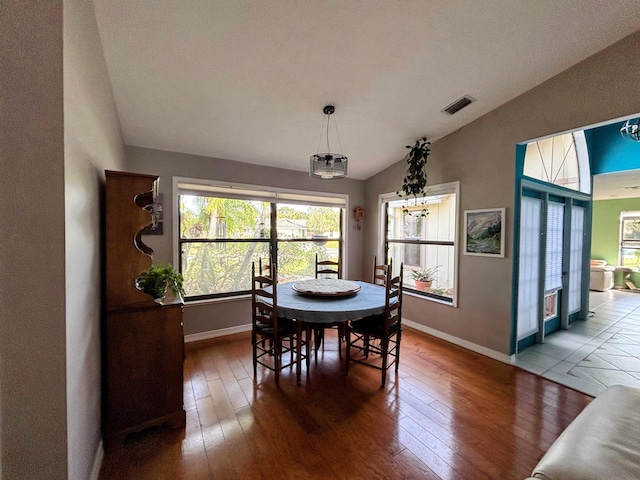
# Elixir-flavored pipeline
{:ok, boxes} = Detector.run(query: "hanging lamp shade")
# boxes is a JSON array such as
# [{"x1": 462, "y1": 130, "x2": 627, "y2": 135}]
[
  {"x1": 310, "y1": 105, "x2": 348, "y2": 179},
  {"x1": 620, "y1": 118, "x2": 640, "y2": 141}
]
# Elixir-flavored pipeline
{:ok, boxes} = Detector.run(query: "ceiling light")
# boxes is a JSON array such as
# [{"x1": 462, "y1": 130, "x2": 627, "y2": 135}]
[
  {"x1": 620, "y1": 118, "x2": 640, "y2": 141},
  {"x1": 310, "y1": 105, "x2": 348, "y2": 180}
]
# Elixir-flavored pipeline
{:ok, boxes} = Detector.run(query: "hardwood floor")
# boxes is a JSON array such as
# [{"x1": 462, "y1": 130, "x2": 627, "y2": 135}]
[{"x1": 99, "y1": 327, "x2": 592, "y2": 479}]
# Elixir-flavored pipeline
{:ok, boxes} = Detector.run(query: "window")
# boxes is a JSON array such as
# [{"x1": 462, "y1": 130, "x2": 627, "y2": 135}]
[
  {"x1": 177, "y1": 180, "x2": 345, "y2": 300},
  {"x1": 620, "y1": 212, "x2": 640, "y2": 268},
  {"x1": 381, "y1": 181, "x2": 459, "y2": 305},
  {"x1": 523, "y1": 131, "x2": 590, "y2": 194}
]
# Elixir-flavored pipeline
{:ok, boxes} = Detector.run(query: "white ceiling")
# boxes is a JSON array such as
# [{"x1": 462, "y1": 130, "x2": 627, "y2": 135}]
[
  {"x1": 594, "y1": 170, "x2": 640, "y2": 201},
  {"x1": 92, "y1": 1, "x2": 640, "y2": 180}
]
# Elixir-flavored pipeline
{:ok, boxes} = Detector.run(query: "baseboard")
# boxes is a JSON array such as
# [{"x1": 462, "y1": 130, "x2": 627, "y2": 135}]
[
  {"x1": 89, "y1": 439, "x2": 104, "y2": 480},
  {"x1": 184, "y1": 324, "x2": 251, "y2": 343},
  {"x1": 184, "y1": 320, "x2": 512, "y2": 364},
  {"x1": 403, "y1": 319, "x2": 512, "y2": 364}
]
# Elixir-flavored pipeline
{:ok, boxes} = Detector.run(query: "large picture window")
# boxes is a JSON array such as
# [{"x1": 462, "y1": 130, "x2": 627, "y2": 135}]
[
  {"x1": 381, "y1": 181, "x2": 459, "y2": 306},
  {"x1": 178, "y1": 181, "x2": 345, "y2": 300}
]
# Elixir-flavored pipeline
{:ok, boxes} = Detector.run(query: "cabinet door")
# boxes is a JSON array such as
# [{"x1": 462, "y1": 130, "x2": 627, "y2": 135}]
[{"x1": 104, "y1": 304, "x2": 184, "y2": 434}]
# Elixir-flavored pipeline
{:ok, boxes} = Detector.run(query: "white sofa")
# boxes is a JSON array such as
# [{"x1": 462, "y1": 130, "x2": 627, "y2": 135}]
[
  {"x1": 589, "y1": 260, "x2": 614, "y2": 291},
  {"x1": 526, "y1": 385, "x2": 640, "y2": 480}
]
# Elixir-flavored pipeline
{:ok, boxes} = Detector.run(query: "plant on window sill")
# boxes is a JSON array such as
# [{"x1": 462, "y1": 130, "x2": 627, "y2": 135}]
[
  {"x1": 410, "y1": 265, "x2": 440, "y2": 290},
  {"x1": 397, "y1": 137, "x2": 431, "y2": 216}
]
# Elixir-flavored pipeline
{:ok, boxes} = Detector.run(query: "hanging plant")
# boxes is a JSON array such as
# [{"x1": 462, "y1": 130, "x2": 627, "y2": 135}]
[{"x1": 397, "y1": 137, "x2": 430, "y2": 216}]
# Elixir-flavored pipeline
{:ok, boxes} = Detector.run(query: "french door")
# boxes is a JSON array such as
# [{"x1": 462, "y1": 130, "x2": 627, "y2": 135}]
[{"x1": 515, "y1": 180, "x2": 591, "y2": 352}]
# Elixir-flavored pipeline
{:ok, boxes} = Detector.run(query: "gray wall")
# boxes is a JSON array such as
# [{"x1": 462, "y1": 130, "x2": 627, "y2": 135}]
[
  {"x1": 126, "y1": 146, "x2": 366, "y2": 335},
  {"x1": 1, "y1": 1, "x2": 125, "y2": 478},
  {"x1": 64, "y1": 0, "x2": 125, "y2": 478},
  {"x1": 1, "y1": 2, "x2": 67, "y2": 478},
  {"x1": 364, "y1": 31, "x2": 640, "y2": 356}
]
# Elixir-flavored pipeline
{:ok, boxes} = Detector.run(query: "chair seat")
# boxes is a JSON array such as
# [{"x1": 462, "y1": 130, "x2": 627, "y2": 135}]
[
  {"x1": 255, "y1": 317, "x2": 297, "y2": 336},
  {"x1": 351, "y1": 315, "x2": 400, "y2": 336}
]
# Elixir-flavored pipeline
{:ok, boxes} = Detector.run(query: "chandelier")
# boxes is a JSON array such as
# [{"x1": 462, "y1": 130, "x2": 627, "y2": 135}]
[
  {"x1": 310, "y1": 105, "x2": 348, "y2": 179},
  {"x1": 620, "y1": 118, "x2": 640, "y2": 141}
]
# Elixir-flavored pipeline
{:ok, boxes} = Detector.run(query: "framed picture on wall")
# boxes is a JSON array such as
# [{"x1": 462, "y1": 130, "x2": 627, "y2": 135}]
[{"x1": 464, "y1": 208, "x2": 505, "y2": 257}]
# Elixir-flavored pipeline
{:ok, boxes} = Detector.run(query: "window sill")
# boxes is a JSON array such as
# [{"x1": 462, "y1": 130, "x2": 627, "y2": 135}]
[
  {"x1": 403, "y1": 289, "x2": 456, "y2": 307},
  {"x1": 184, "y1": 293, "x2": 251, "y2": 308}
]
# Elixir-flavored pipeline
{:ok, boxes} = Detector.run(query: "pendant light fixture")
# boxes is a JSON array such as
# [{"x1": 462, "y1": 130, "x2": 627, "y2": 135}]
[
  {"x1": 620, "y1": 118, "x2": 640, "y2": 141},
  {"x1": 310, "y1": 105, "x2": 348, "y2": 179}
]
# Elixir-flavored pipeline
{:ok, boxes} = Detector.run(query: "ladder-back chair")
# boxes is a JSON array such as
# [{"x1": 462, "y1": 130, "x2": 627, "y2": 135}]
[
  {"x1": 346, "y1": 262, "x2": 403, "y2": 387},
  {"x1": 313, "y1": 254, "x2": 344, "y2": 361},
  {"x1": 251, "y1": 261, "x2": 307, "y2": 385}
]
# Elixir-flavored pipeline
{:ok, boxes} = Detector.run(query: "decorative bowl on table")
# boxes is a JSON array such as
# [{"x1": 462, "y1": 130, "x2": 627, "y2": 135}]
[{"x1": 292, "y1": 279, "x2": 361, "y2": 297}]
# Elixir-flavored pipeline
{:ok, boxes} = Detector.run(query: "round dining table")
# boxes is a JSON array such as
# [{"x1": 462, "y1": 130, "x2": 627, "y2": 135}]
[{"x1": 275, "y1": 280, "x2": 387, "y2": 323}]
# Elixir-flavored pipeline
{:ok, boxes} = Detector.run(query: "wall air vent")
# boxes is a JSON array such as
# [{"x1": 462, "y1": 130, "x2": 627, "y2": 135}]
[{"x1": 442, "y1": 95, "x2": 474, "y2": 115}]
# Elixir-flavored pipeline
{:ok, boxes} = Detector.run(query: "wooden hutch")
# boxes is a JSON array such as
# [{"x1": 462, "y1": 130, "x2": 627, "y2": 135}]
[{"x1": 103, "y1": 170, "x2": 185, "y2": 448}]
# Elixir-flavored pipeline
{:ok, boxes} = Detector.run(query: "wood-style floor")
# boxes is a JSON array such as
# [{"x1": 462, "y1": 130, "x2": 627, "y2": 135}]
[{"x1": 99, "y1": 327, "x2": 592, "y2": 480}]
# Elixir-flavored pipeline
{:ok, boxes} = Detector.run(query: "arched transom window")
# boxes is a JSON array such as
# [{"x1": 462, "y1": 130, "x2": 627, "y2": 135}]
[{"x1": 523, "y1": 131, "x2": 590, "y2": 194}]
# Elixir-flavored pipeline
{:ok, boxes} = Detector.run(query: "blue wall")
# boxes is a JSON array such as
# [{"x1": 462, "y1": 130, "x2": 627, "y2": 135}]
[{"x1": 586, "y1": 119, "x2": 640, "y2": 174}]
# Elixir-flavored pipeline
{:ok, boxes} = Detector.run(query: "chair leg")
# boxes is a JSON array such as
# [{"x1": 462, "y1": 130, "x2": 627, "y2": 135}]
[
  {"x1": 345, "y1": 328, "x2": 351, "y2": 375},
  {"x1": 296, "y1": 323, "x2": 305, "y2": 385},
  {"x1": 395, "y1": 331, "x2": 401, "y2": 372},
  {"x1": 252, "y1": 331, "x2": 257, "y2": 379},
  {"x1": 381, "y1": 338, "x2": 389, "y2": 387},
  {"x1": 314, "y1": 327, "x2": 323, "y2": 365},
  {"x1": 274, "y1": 341, "x2": 281, "y2": 387},
  {"x1": 305, "y1": 325, "x2": 311, "y2": 371}
]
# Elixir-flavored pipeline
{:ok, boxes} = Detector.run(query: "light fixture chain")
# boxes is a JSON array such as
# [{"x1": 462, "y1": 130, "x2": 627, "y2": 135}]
[
  {"x1": 331, "y1": 112, "x2": 344, "y2": 156},
  {"x1": 326, "y1": 112, "x2": 331, "y2": 153},
  {"x1": 316, "y1": 114, "x2": 328, "y2": 155}
]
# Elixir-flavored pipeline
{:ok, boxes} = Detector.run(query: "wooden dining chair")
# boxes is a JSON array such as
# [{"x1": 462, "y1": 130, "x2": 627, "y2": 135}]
[
  {"x1": 315, "y1": 253, "x2": 341, "y2": 278},
  {"x1": 346, "y1": 262, "x2": 403, "y2": 387},
  {"x1": 313, "y1": 254, "x2": 344, "y2": 362},
  {"x1": 372, "y1": 255, "x2": 391, "y2": 285},
  {"x1": 366, "y1": 256, "x2": 392, "y2": 353},
  {"x1": 251, "y1": 261, "x2": 308, "y2": 386}
]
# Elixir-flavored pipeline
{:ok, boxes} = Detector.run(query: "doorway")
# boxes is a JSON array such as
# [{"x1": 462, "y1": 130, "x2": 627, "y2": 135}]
[
  {"x1": 513, "y1": 131, "x2": 592, "y2": 354},
  {"x1": 515, "y1": 184, "x2": 590, "y2": 352}
]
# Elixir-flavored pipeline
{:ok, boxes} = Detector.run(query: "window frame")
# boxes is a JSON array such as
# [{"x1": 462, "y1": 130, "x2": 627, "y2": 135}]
[
  {"x1": 619, "y1": 211, "x2": 640, "y2": 267},
  {"x1": 378, "y1": 181, "x2": 460, "y2": 307},
  {"x1": 173, "y1": 177, "x2": 347, "y2": 301}
]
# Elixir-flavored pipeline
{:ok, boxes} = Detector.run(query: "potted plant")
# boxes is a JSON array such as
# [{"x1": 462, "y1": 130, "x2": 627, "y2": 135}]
[
  {"x1": 410, "y1": 265, "x2": 440, "y2": 291},
  {"x1": 397, "y1": 137, "x2": 431, "y2": 216},
  {"x1": 135, "y1": 264, "x2": 185, "y2": 304}
]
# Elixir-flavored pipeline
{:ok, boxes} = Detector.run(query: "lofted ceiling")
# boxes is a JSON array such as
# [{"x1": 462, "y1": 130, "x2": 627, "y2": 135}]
[{"x1": 92, "y1": 1, "x2": 640, "y2": 180}]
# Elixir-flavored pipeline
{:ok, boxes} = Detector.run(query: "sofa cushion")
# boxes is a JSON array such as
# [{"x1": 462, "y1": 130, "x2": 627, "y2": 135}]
[{"x1": 528, "y1": 385, "x2": 640, "y2": 480}]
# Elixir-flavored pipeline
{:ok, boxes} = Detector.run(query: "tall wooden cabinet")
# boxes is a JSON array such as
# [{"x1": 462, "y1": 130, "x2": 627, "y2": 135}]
[{"x1": 103, "y1": 170, "x2": 186, "y2": 449}]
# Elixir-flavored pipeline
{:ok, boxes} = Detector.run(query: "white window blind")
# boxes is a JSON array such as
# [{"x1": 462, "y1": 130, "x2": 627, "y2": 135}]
[
  {"x1": 568, "y1": 205, "x2": 584, "y2": 313},
  {"x1": 178, "y1": 181, "x2": 346, "y2": 207},
  {"x1": 545, "y1": 203, "x2": 564, "y2": 293},
  {"x1": 517, "y1": 197, "x2": 542, "y2": 341}
]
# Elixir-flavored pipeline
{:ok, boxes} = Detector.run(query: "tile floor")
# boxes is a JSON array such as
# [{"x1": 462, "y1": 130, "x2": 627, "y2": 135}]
[{"x1": 513, "y1": 288, "x2": 640, "y2": 397}]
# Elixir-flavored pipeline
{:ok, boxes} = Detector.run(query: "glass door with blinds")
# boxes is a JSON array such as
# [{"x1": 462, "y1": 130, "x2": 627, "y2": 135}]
[{"x1": 515, "y1": 181, "x2": 591, "y2": 352}]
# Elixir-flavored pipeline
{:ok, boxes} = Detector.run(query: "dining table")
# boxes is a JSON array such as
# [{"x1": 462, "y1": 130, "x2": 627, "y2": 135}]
[{"x1": 275, "y1": 279, "x2": 387, "y2": 324}]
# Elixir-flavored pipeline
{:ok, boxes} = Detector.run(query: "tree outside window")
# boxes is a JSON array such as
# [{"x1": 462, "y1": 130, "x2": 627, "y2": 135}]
[{"x1": 178, "y1": 189, "x2": 344, "y2": 300}]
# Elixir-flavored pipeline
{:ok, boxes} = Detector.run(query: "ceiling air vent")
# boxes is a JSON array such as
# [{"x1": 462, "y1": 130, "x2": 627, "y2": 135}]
[{"x1": 442, "y1": 95, "x2": 474, "y2": 115}]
